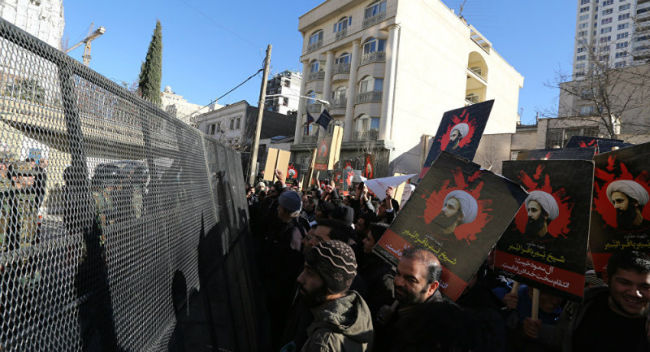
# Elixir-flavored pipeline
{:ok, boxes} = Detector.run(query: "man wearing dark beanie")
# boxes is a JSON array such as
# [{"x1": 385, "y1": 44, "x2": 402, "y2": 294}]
[{"x1": 295, "y1": 240, "x2": 373, "y2": 352}]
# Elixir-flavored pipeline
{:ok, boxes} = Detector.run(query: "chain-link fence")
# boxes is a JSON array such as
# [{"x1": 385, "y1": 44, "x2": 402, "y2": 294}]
[{"x1": 0, "y1": 18, "x2": 264, "y2": 351}]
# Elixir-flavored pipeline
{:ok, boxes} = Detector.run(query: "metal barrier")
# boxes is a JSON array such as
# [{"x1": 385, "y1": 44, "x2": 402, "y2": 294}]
[{"x1": 0, "y1": 18, "x2": 264, "y2": 351}]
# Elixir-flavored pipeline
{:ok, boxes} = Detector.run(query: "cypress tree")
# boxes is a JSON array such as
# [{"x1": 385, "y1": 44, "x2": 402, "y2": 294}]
[{"x1": 138, "y1": 20, "x2": 162, "y2": 105}]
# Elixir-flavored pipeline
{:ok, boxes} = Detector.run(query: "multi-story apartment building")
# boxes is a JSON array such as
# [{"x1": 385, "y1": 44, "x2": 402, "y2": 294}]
[
  {"x1": 0, "y1": 0, "x2": 64, "y2": 50},
  {"x1": 265, "y1": 70, "x2": 302, "y2": 116},
  {"x1": 291, "y1": 0, "x2": 524, "y2": 177},
  {"x1": 572, "y1": 0, "x2": 650, "y2": 78}
]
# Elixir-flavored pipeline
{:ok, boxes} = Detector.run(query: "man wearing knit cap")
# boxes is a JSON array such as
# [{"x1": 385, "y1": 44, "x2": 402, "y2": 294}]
[
  {"x1": 296, "y1": 240, "x2": 373, "y2": 351},
  {"x1": 606, "y1": 180, "x2": 650, "y2": 230},
  {"x1": 446, "y1": 123, "x2": 469, "y2": 151},
  {"x1": 433, "y1": 190, "x2": 478, "y2": 237},
  {"x1": 524, "y1": 191, "x2": 559, "y2": 239}
]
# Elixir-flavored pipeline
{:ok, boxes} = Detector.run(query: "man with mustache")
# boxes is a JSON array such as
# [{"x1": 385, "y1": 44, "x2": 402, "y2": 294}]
[
  {"x1": 294, "y1": 240, "x2": 373, "y2": 352},
  {"x1": 433, "y1": 190, "x2": 478, "y2": 239},
  {"x1": 525, "y1": 250, "x2": 650, "y2": 351},
  {"x1": 523, "y1": 191, "x2": 559, "y2": 241},
  {"x1": 606, "y1": 180, "x2": 650, "y2": 231},
  {"x1": 374, "y1": 248, "x2": 474, "y2": 351}
]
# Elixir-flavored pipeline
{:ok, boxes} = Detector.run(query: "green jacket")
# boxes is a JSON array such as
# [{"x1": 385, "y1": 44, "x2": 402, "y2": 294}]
[{"x1": 301, "y1": 291, "x2": 374, "y2": 352}]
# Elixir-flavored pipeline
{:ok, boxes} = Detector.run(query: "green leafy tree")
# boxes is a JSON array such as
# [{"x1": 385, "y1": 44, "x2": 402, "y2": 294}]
[{"x1": 138, "y1": 20, "x2": 162, "y2": 105}]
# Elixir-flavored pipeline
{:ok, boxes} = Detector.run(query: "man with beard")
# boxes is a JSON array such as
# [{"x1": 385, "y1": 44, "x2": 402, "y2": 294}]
[
  {"x1": 433, "y1": 190, "x2": 478, "y2": 240},
  {"x1": 607, "y1": 180, "x2": 650, "y2": 231},
  {"x1": 374, "y1": 248, "x2": 475, "y2": 351},
  {"x1": 526, "y1": 250, "x2": 650, "y2": 351},
  {"x1": 445, "y1": 123, "x2": 469, "y2": 151},
  {"x1": 292, "y1": 240, "x2": 373, "y2": 352},
  {"x1": 523, "y1": 191, "x2": 559, "y2": 241}
]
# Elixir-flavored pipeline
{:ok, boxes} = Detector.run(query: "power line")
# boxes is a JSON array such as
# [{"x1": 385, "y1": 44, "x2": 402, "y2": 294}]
[
  {"x1": 182, "y1": 68, "x2": 263, "y2": 120},
  {"x1": 176, "y1": 0, "x2": 259, "y2": 50}
]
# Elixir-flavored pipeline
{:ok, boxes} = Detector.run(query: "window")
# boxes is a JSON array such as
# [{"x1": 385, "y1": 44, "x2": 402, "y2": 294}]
[
  {"x1": 334, "y1": 17, "x2": 352, "y2": 32},
  {"x1": 578, "y1": 30, "x2": 588, "y2": 37},
  {"x1": 616, "y1": 42, "x2": 628, "y2": 49},
  {"x1": 309, "y1": 60, "x2": 320, "y2": 73},
  {"x1": 601, "y1": 45, "x2": 610, "y2": 51},
  {"x1": 615, "y1": 51, "x2": 627, "y2": 58},
  {"x1": 355, "y1": 115, "x2": 380, "y2": 133},
  {"x1": 580, "y1": 6, "x2": 590, "y2": 13},
  {"x1": 363, "y1": 37, "x2": 386, "y2": 54},
  {"x1": 616, "y1": 32, "x2": 628, "y2": 39},
  {"x1": 619, "y1": 4, "x2": 630, "y2": 10},
  {"x1": 358, "y1": 76, "x2": 383, "y2": 93},
  {"x1": 601, "y1": 17, "x2": 612, "y2": 24},
  {"x1": 579, "y1": 22, "x2": 589, "y2": 29},
  {"x1": 364, "y1": 1, "x2": 387, "y2": 19},
  {"x1": 577, "y1": 47, "x2": 585, "y2": 53},
  {"x1": 308, "y1": 30, "x2": 323, "y2": 46},
  {"x1": 602, "y1": 0, "x2": 613, "y2": 5},
  {"x1": 618, "y1": 13, "x2": 629, "y2": 20},
  {"x1": 306, "y1": 90, "x2": 318, "y2": 105},
  {"x1": 577, "y1": 55, "x2": 587, "y2": 61},
  {"x1": 209, "y1": 124, "x2": 216, "y2": 135},
  {"x1": 579, "y1": 14, "x2": 589, "y2": 21},
  {"x1": 599, "y1": 54, "x2": 610, "y2": 61},
  {"x1": 615, "y1": 61, "x2": 626, "y2": 68},
  {"x1": 580, "y1": 105, "x2": 595, "y2": 115},
  {"x1": 581, "y1": 0, "x2": 590, "y2": 4},
  {"x1": 599, "y1": 35, "x2": 611, "y2": 42},
  {"x1": 235, "y1": 117, "x2": 241, "y2": 129},
  {"x1": 283, "y1": 80, "x2": 290, "y2": 88},
  {"x1": 576, "y1": 63, "x2": 586, "y2": 70},
  {"x1": 282, "y1": 97, "x2": 288, "y2": 106},
  {"x1": 335, "y1": 53, "x2": 351, "y2": 65},
  {"x1": 333, "y1": 87, "x2": 347, "y2": 102},
  {"x1": 617, "y1": 23, "x2": 629, "y2": 30},
  {"x1": 601, "y1": 27, "x2": 612, "y2": 33},
  {"x1": 602, "y1": 8, "x2": 613, "y2": 15},
  {"x1": 229, "y1": 119, "x2": 234, "y2": 130}
]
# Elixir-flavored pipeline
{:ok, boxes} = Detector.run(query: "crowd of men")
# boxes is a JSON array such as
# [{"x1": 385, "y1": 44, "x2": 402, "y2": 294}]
[{"x1": 246, "y1": 169, "x2": 650, "y2": 352}]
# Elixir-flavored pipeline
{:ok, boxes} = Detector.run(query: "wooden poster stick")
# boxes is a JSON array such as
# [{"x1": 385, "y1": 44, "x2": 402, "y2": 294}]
[{"x1": 531, "y1": 288, "x2": 540, "y2": 320}]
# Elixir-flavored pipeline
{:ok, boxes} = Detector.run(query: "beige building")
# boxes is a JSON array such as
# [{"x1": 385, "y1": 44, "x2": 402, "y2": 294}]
[
  {"x1": 160, "y1": 86, "x2": 220, "y2": 126},
  {"x1": 291, "y1": 0, "x2": 524, "y2": 176}
]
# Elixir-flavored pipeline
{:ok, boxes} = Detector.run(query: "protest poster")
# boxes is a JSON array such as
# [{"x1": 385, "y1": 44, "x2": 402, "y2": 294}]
[
  {"x1": 516, "y1": 148, "x2": 596, "y2": 161},
  {"x1": 263, "y1": 148, "x2": 291, "y2": 182},
  {"x1": 287, "y1": 163, "x2": 299, "y2": 180},
  {"x1": 341, "y1": 160, "x2": 356, "y2": 193},
  {"x1": 565, "y1": 136, "x2": 631, "y2": 153},
  {"x1": 494, "y1": 160, "x2": 594, "y2": 300},
  {"x1": 375, "y1": 152, "x2": 526, "y2": 300},
  {"x1": 313, "y1": 126, "x2": 343, "y2": 171},
  {"x1": 590, "y1": 142, "x2": 650, "y2": 275},
  {"x1": 419, "y1": 100, "x2": 494, "y2": 179}
]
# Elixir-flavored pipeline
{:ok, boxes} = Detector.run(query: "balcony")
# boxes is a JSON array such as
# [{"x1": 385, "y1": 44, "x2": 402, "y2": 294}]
[
  {"x1": 302, "y1": 135, "x2": 318, "y2": 144},
  {"x1": 355, "y1": 91, "x2": 382, "y2": 105},
  {"x1": 308, "y1": 71, "x2": 325, "y2": 82},
  {"x1": 307, "y1": 103, "x2": 323, "y2": 113},
  {"x1": 361, "y1": 51, "x2": 386, "y2": 65},
  {"x1": 354, "y1": 129, "x2": 379, "y2": 141},
  {"x1": 363, "y1": 12, "x2": 386, "y2": 29},
  {"x1": 333, "y1": 62, "x2": 351, "y2": 75},
  {"x1": 465, "y1": 94, "x2": 480, "y2": 105},
  {"x1": 335, "y1": 28, "x2": 348, "y2": 41},
  {"x1": 307, "y1": 40, "x2": 323, "y2": 53}
]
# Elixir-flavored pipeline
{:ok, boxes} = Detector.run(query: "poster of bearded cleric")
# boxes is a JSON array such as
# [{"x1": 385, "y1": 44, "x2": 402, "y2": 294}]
[
  {"x1": 376, "y1": 152, "x2": 527, "y2": 300},
  {"x1": 494, "y1": 160, "x2": 594, "y2": 300},
  {"x1": 418, "y1": 100, "x2": 494, "y2": 179},
  {"x1": 590, "y1": 142, "x2": 650, "y2": 275}
]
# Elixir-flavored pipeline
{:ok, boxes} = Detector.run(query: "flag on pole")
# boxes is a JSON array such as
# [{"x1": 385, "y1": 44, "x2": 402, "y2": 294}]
[{"x1": 316, "y1": 110, "x2": 332, "y2": 130}]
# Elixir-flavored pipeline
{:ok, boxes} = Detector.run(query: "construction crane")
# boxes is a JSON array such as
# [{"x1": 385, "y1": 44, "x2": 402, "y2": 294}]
[{"x1": 65, "y1": 23, "x2": 106, "y2": 66}]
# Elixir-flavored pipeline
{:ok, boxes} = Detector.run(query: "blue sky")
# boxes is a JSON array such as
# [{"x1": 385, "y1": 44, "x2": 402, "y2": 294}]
[{"x1": 63, "y1": 0, "x2": 575, "y2": 125}]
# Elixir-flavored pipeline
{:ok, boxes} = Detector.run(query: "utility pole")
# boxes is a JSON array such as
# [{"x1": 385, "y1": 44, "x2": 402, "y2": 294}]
[{"x1": 248, "y1": 44, "x2": 272, "y2": 186}]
